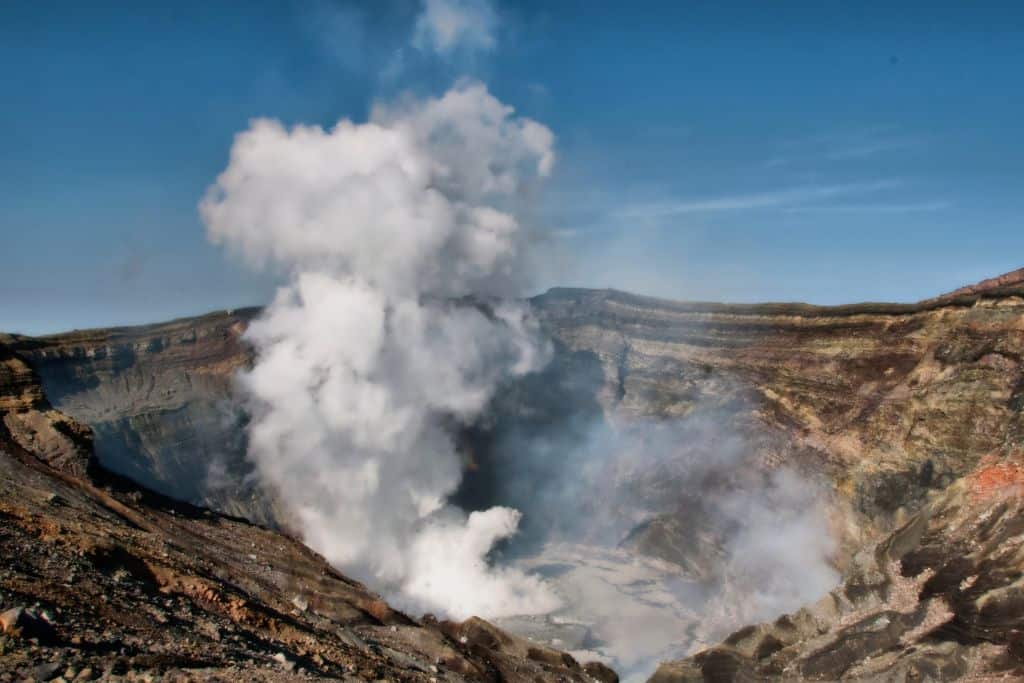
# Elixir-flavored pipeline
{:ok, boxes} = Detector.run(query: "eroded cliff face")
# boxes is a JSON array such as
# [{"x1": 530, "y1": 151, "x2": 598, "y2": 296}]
[
  {"x1": 0, "y1": 342, "x2": 94, "y2": 477},
  {"x1": 0, "y1": 343, "x2": 614, "y2": 683},
  {"x1": 9, "y1": 273, "x2": 1024, "y2": 560},
  {"x1": 4, "y1": 309, "x2": 277, "y2": 525},
  {"x1": 4, "y1": 270, "x2": 1024, "y2": 681},
  {"x1": 532, "y1": 276, "x2": 1024, "y2": 557}
]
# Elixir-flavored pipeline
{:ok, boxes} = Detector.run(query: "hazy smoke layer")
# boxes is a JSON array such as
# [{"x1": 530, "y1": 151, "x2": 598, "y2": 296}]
[
  {"x1": 200, "y1": 82, "x2": 560, "y2": 618},
  {"x1": 466, "y1": 383, "x2": 839, "y2": 679}
]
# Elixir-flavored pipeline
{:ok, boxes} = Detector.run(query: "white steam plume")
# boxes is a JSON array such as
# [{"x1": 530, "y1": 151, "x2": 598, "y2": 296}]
[{"x1": 200, "y1": 81, "x2": 559, "y2": 619}]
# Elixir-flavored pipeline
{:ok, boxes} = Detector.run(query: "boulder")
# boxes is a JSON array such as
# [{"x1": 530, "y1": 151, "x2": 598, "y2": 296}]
[{"x1": 0, "y1": 605, "x2": 57, "y2": 642}]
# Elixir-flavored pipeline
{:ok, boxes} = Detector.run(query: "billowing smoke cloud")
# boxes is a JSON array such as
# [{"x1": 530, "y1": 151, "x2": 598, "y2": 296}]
[{"x1": 200, "y1": 81, "x2": 560, "y2": 619}]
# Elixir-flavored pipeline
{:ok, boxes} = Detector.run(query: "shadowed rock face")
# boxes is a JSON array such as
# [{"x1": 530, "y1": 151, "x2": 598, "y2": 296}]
[
  {"x1": 0, "y1": 341, "x2": 613, "y2": 682},
  {"x1": 3, "y1": 309, "x2": 278, "y2": 525},
  {"x1": 650, "y1": 456, "x2": 1024, "y2": 681}
]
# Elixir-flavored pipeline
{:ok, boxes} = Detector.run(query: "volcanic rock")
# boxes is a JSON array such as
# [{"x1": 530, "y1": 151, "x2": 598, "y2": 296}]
[
  {"x1": 0, "y1": 341, "x2": 611, "y2": 682},
  {"x1": 529, "y1": 274, "x2": 1024, "y2": 561},
  {"x1": 5, "y1": 268, "x2": 1024, "y2": 681},
  {"x1": 11, "y1": 271, "x2": 1024, "y2": 566},
  {"x1": 923, "y1": 266, "x2": 1024, "y2": 303},
  {"x1": 0, "y1": 344, "x2": 93, "y2": 477},
  {"x1": 650, "y1": 454, "x2": 1024, "y2": 681},
  {"x1": 0, "y1": 606, "x2": 56, "y2": 642},
  {"x1": 3, "y1": 310, "x2": 275, "y2": 524},
  {"x1": 583, "y1": 661, "x2": 620, "y2": 683}
]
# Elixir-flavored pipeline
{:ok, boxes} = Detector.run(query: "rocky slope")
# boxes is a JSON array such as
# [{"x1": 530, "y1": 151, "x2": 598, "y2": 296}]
[
  {"x1": 0, "y1": 340, "x2": 616, "y2": 683},
  {"x1": 649, "y1": 455, "x2": 1024, "y2": 681},
  {"x1": 6, "y1": 269, "x2": 1024, "y2": 680},
  {"x1": 11, "y1": 272, "x2": 1024, "y2": 553}
]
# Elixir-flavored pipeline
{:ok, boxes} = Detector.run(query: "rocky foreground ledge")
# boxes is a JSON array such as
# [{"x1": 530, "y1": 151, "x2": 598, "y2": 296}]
[{"x1": 0, "y1": 345, "x2": 617, "y2": 683}]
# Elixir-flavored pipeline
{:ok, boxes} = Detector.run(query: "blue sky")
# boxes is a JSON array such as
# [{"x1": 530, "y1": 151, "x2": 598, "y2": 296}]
[{"x1": 2, "y1": 1, "x2": 1023, "y2": 334}]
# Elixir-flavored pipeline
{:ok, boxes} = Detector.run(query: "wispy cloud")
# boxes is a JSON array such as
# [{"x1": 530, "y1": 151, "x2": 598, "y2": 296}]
[
  {"x1": 782, "y1": 200, "x2": 950, "y2": 214},
  {"x1": 763, "y1": 127, "x2": 923, "y2": 169},
  {"x1": 615, "y1": 180, "x2": 901, "y2": 219},
  {"x1": 825, "y1": 137, "x2": 920, "y2": 161},
  {"x1": 304, "y1": 1, "x2": 373, "y2": 74},
  {"x1": 304, "y1": 0, "x2": 498, "y2": 84},
  {"x1": 527, "y1": 82, "x2": 549, "y2": 98},
  {"x1": 550, "y1": 227, "x2": 582, "y2": 239},
  {"x1": 413, "y1": 0, "x2": 497, "y2": 56},
  {"x1": 784, "y1": 200, "x2": 951, "y2": 214}
]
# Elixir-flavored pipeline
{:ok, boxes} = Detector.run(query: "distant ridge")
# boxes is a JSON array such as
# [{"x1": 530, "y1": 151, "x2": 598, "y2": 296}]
[
  {"x1": 925, "y1": 266, "x2": 1024, "y2": 304},
  {"x1": 538, "y1": 266, "x2": 1024, "y2": 320}
]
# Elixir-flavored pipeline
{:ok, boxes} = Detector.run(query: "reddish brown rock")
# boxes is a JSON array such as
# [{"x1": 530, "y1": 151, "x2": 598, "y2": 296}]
[
  {"x1": 4, "y1": 268, "x2": 1024, "y2": 682},
  {"x1": 925, "y1": 266, "x2": 1024, "y2": 303},
  {"x1": 532, "y1": 272, "x2": 1024, "y2": 560},
  {"x1": 10, "y1": 270, "x2": 1024, "y2": 562},
  {"x1": 0, "y1": 343, "x2": 93, "y2": 476},
  {"x1": 0, "y1": 606, "x2": 56, "y2": 642}
]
